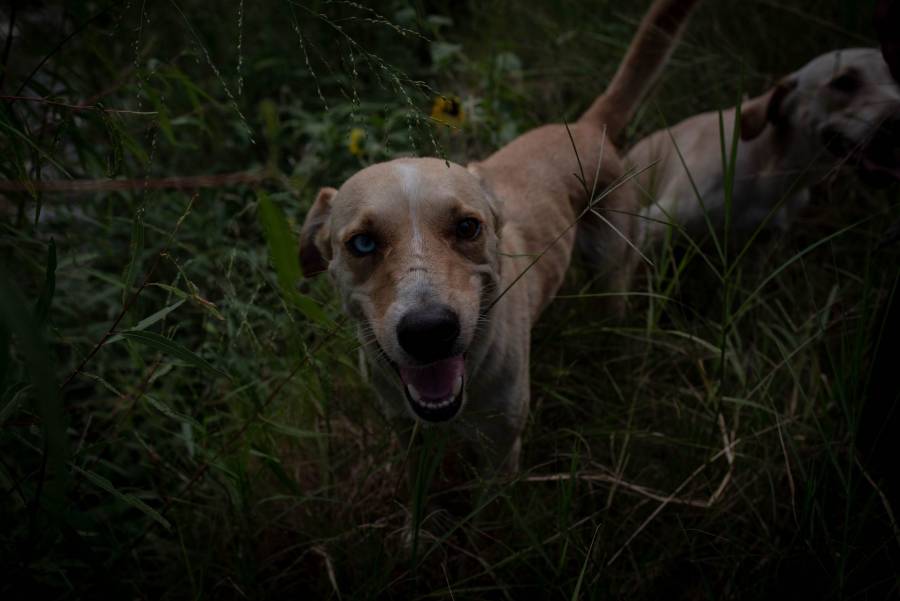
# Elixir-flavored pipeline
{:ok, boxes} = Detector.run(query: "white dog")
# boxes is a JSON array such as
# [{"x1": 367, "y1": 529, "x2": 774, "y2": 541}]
[{"x1": 627, "y1": 48, "x2": 900, "y2": 245}]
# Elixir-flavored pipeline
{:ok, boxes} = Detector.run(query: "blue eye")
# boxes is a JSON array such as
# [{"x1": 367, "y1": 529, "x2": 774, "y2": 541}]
[{"x1": 347, "y1": 233, "x2": 376, "y2": 256}]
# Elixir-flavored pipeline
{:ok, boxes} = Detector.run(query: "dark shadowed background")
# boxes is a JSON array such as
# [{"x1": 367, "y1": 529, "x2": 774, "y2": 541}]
[{"x1": 1, "y1": 1, "x2": 898, "y2": 598}]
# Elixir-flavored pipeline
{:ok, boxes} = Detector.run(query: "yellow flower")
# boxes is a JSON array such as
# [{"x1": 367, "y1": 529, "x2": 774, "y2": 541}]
[
  {"x1": 348, "y1": 128, "x2": 366, "y2": 156},
  {"x1": 431, "y1": 95, "x2": 465, "y2": 128}
]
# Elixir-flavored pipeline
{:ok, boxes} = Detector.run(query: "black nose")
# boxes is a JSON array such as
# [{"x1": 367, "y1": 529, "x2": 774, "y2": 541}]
[{"x1": 396, "y1": 305, "x2": 461, "y2": 363}]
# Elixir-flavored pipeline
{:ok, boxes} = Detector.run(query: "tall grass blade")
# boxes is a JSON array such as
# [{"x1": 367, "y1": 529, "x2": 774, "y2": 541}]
[
  {"x1": 570, "y1": 525, "x2": 601, "y2": 601},
  {"x1": 117, "y1": 329, "x2": 230, "y2": 378},
  {"x1": 34, "y1": 238, "x2": 56, "y2": 325},
  {"x1": 122, "y1": 209, "x2": 144, "y2": 306},
  {"x1": 106, "y1": 299, "x2": 186, "y2": 344},
  {"x1": 0, "y1": 271, "x2": 68, "y2": 516},
  {"x1": 72, "y1": 465, "x2": 171, "y2": 530}
]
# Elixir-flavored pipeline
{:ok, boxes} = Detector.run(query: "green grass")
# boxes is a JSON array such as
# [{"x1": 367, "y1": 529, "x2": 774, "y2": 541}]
[{"x1": 1, "y1": 1, "x2": 898, "y2": 598}]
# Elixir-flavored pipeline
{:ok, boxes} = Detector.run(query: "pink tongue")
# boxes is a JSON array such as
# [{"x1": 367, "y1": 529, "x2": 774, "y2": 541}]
[{"x1": 399, "y1": 356, "x2": 464, "y2": 400}]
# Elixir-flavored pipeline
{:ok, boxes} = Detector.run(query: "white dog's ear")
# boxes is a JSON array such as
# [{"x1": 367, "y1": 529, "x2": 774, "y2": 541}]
[
  {"x1": 298, "y1": 187, "x2": 337, "y2": 277},
  {"x1": 740, "y1": 78, "x2": 797, "y2": 141}
]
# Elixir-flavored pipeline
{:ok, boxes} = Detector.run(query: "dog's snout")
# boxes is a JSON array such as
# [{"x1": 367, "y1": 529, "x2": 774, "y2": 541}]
[
  {"x1": 397, "y1": 305, "x2": 461, "y2": 363},
  {"x1": 863, "y1": 115, "x2": 900, "y2": 168}
]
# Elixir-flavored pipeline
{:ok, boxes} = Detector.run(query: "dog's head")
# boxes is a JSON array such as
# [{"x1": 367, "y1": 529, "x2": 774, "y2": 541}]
[
  {"x1": 740, "y1": 48, "x2": 900, "y2": 181},
  {"x1": 299, "y1": 158, "x2": 503, "y2": 423}
]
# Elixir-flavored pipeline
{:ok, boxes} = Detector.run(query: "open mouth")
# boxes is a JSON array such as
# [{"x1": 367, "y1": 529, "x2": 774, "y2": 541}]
[
  {"x1": 860, "y1": 123, "x2": 900, "y2": 181},
  {"x1": 825, "y1": 123, "x2": 900, "y2": 182},
  {"x1": 395, "y1": 355, "x2": 465, "y2": 422}
]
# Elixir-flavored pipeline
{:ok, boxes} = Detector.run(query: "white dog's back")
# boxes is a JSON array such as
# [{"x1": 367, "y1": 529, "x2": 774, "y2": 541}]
[{"x1": 628, "y1": 48, "x2": 900, "y2": 246}]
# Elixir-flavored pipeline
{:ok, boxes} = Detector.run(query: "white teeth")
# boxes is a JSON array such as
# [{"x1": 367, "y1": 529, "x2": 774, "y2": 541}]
[{"x1": 405, "y1": 382, "x2": 461, "y2": 409}]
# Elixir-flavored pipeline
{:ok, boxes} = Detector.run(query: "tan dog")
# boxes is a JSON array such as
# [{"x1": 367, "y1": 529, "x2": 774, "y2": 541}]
[
  {"x1": 299, "y1": 0, "x2": 699, "y2": 473},
  {"x1": 628, "y1": 48, "x2": 900, "y2": 245}
]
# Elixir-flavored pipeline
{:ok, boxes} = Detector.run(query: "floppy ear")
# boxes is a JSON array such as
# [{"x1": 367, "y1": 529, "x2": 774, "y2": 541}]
[
  {"x1": 298, "y1": 187, "x2": 337, "y2": 277},
  {"x1": 739, "y1": 78, "x2": 797, "y2": 141}
]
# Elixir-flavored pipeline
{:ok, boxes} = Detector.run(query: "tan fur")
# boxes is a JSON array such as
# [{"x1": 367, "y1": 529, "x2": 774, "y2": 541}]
[
  {"x1": 582, "y1": 0, "x2": 700, "y2": 138},
  {"x1": 299, "y1": 0, "x2": 699, "y2": 474},
  {"x1": 627, "y1": 48, "x2": 900, "y2": 244}
]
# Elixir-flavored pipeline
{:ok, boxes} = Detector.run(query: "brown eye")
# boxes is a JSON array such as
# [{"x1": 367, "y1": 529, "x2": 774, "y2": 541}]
[
  {"x1": 829, "y1": 71, "x2": 859, "y2": 93},
  {"x1": 455, "y1": 217, "x2": 481, "y2": 240}
]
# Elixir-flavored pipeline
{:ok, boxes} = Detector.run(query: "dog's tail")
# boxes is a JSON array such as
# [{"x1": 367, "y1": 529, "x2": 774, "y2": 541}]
[{"x1": 579, "y1": 0, "x2": 700, "y2": 138}]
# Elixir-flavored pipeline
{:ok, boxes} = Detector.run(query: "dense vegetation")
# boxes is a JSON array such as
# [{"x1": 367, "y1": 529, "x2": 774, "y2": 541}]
[{"x1": 1, "y1": 1, "x2": 898, "y2": 598}]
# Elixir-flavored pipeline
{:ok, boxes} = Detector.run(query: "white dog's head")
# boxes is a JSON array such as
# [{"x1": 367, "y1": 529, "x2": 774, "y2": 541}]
[
  {"x1": 298, "y1": 158, "x2": 503, "y2": 423},
  {"x1": 740, "y1": 48, "x2": 900, "y2": 181}
]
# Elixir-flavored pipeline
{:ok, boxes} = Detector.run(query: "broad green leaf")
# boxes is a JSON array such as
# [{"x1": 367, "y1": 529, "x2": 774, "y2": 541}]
[
  {"x1": 117, "y1": 330, "x2": 229, "y2": 378},
  {"x1": 260, "y1": 99, "x2": 281, "y2": 170},
  {"x1": 72, "y1": 465, "x2": 171, "y2": 530},
  {"x1": 143, "y1": 394, "x2": 202, "y2": 429},
  {"x1": 147, "y1": 283, "x2": 190, "y2": 299},
  {"x1": 79, "y1": 372, "x2": 125, "y2": 398},
  {"x1": 85, "y1": 268, "x2": 127, "y2": 290},
  {"x1": 151, "y1": 284, "x2": 224, "y2": 321},
  {"x1": 258, "y1": 191, "x2": 300, "y2": 286},
  {"x1": 260, "y1": 99, "x2": 281, "y2": 144},
  {"x1": 258, "y1": 191, "x2": 329, "y2": 325},
  {"x1": 287, "y1": 293, "x2": 330, "y2": 326},
  {"x1": 107, "y1": 300, "x2": 185, "y2": 344}
]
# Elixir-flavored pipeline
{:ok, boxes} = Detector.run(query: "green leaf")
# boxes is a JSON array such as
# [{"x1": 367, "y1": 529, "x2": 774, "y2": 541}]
[
  {"x1": 430, "y1": 41, "x2": 462, "y2": 68},
  {"x1": 34, "y1": 239, "x2": 57, "y2": 325},
  {"x1": 123, "y1": 210, "x2": 144, "y2": 306},
  {"x1": 147, "y1": 283, "x2": 190, "y2": 299},
  {"x1": 258, "y1": 191, "x2": 330, "y2": 325},
  {"x1": 0, "y1": 119, "x2": 73, "y2": 179},
  {"x1": 0, "y1": 271, "x2": 68, "y2": 510},
  {"x1": 260, "y1": 99, "x2": 281, "y2": 170},
  {"x1": 0, "y1": 383, "x2": 30, "y2": 425},
  {"x1": 0, "y1": 320, "x2": 8, "y2": 393},
  {"x1": 107, "y1": 300, "x2": 186, "y2": 344},
  {"x1": 149, "y1": 282, "x2": 225, "y2": 321},
  {"x1": 571, "y1": 525, "x2": 602, "y2": 601},
  {"x1": 251, "y1": 449, "x2": 302, "y2": 494},
  {"x1": 259, "y1": 99, "x2": 281, "y2": 144},
  {"x1": 116, "y1": 330, "x2": 229, "y2": 378},
  {"x1": 72, "y1": 466, "x2": 171, "y2": 530},
  {"x1": 258, "y1": 191, "x2": 300, "y2": 286},
  {"x1": 260, "y1": 416, "x2": 327, "y2": 440},
  {"x1": 143, "y1": 394, "x2": 202, "y2": 429},
  {"x1": 287, "y1": 293, "x2": 330, "y2": 326}
]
